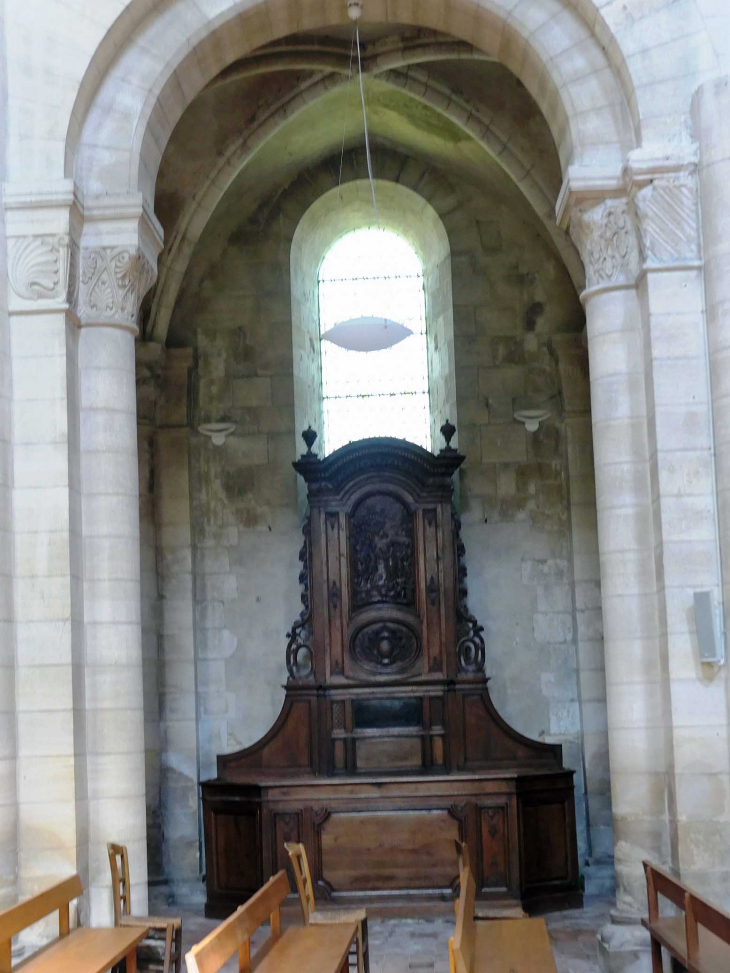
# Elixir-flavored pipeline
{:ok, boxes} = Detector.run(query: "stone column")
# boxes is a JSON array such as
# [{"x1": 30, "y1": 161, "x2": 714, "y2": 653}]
[
  {"x1": 5, "y1": 185, "x2": 88, "y2": 932},
  {"x1": 76, "y1": 198, "x2": 162, "y2": 924},
  {"x1": 569, "y1": 197, "x2": 666, "y2": 971}
]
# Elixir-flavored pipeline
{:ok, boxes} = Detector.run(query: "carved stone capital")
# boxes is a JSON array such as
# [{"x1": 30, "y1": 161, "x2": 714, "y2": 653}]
[
  {"x1": 7, "y1": 234, "x2": 79, "y2": 311},
  {"x1": 569, "y1": 198, "x2": 641, "y2": 293},
  {"x1": 77, "y1": 246, "x2": 155, "y2": 332},
  {"x1": 631, "y1": 172, "x2": 701, "y2": 267}
]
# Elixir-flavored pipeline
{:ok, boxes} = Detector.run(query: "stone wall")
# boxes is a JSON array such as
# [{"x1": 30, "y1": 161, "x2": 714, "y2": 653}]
[
  {"x1": 146, "y1": 146, "x2": 610, "y2": 885},
  {"x1": 0, "y1": 0, "x2": 16, "y2": 912}
]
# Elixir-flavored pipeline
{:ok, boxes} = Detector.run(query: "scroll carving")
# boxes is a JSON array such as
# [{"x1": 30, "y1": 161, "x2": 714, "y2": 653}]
[
  {"x1": 286, "y1": 519, "x2": 314, "y2": 680},
  {"x1": 350, "y1": 494, "x2": 415, "y2": 609},
  {"x1": 78, "y1": 246, "x2": 155, "y2": 328},
  {"x1": 569, "y1": 198, "x2": 641, "y2": 290},
  {"x1": 351, "y1": 621, "x2": 421, "y2": 674},
  {"x1": 453, "y1": 512, "x2": 486, "y2": 674},
  {"x1": 632, "y1": 173, "x2": 700, "y2": 266}
]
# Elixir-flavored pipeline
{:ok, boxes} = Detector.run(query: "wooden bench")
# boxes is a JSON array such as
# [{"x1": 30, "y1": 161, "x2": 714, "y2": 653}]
[
  {"x1": 449, "y1": 867, "x2": 557, "y2": 973},
  {"x1": 186, "y1": 870, "x2": 358, "y2": 973},
  {"x1": 454, "y1": 841, "x2": 526, "y2": 921},
  {"x1": 0, "y1": 875, "x2": 147, "y2": 973},
  {"x1": 643, "y1": 860, "x2": 730, "y2": 973}
]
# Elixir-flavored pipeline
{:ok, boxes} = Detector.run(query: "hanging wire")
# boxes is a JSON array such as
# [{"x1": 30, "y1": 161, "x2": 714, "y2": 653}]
[
  {"x1": 356, "y1": 26, "x2": 379, "y2": 227},
  {"x1": 337, "y1": 28, "x2": 357, "y2": 206}
]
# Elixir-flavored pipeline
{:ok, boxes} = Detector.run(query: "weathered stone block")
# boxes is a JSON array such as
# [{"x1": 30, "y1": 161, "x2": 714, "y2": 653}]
[
  {"x1": 522, "y1": 558, "x2": 570, "y2": 584},
  {"x1": 480, "y1": 424, "x2": 526, "y2": 462},
  {"x1": 232, "y1": 377, "x2": 272, "y2": 408},
  {"x1": 533, "y1": 611, "x2": 573, "y2": 643}
]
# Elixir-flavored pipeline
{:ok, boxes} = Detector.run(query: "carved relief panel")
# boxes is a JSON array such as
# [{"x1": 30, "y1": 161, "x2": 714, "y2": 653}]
[{"x1": 349, "y1": 494, "x2": 416, "y2": 610}]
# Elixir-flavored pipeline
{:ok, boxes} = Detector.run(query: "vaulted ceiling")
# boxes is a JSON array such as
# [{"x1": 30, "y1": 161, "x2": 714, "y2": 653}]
[{"x1": 148, "y1": 25, "x2": 579, "y2": 346}]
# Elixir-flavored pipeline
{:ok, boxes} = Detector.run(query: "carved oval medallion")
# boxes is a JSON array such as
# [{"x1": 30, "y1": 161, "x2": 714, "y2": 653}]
[{"x1": 351, "y1": 621, "x2": 421, "y2": 675}]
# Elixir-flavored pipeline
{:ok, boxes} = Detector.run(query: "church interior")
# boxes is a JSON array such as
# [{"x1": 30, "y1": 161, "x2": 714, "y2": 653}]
[{"x1": 3, "y1": 1, "x2": 730, "y2": 972}]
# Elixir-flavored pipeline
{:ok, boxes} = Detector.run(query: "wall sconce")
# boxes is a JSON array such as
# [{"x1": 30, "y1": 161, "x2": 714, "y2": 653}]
[
  {"x1": 198, "y1": 422, "x2": 236, "y2": 446},
  {"x1": 512, "y1": 393, "x2": 560, "y2": 433}
]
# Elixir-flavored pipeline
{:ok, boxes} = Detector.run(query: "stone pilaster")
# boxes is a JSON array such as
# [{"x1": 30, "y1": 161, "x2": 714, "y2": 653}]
[
  {"x1": 75, "y1": 196, "x2": 162, "y2": 924},
  {"x1": 628, "y1": 148, "x2": 730, "y2": 905},
  {"x1": 155, "y1": 349, "x2": 202, "y2": 903},
  {"x1": 4, "y1": 182, "x2": 88, "y2": 938}
]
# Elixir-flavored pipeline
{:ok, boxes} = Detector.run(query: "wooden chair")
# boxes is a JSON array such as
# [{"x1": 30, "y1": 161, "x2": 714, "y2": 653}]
[
  {"x1": 0, "y1": 874, "x2": 147, "y2": 973},
  {"x1": 453, "y1": 841, "x2": 526, "y2": 921},
  {"x1": 449, "y1": 866, "x2": 557, "y2": 973},
  {"x1": 186, "y1": 870, "x2": 358, "y2": 973},
  {"x1": 108, "y1": 843, "x2": 182, "y2": 973},
  {"x1": 643, "y1": 860, "x2": 730, "y2": 973},
  {"x1": 285, "y1": 842, "x2": 369, "y2": 973}
]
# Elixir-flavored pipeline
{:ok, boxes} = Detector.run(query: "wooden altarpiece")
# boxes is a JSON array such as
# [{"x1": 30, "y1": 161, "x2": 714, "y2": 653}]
[{"x1": 201, "y1": 428, "x2": 580, "y2": 916}]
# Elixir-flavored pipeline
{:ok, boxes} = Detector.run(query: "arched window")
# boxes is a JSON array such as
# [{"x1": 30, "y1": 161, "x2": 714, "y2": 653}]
[{"x1": 318, "y1": 228, "x2": 431, "y2": 453}]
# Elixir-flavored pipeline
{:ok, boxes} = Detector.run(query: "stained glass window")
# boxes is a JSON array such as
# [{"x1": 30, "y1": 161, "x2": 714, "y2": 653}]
[{"x1": 318, "y1": 227, "x2": 431, "y2": 453}]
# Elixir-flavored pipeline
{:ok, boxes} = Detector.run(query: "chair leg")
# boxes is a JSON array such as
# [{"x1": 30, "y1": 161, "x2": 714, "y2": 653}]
[
  {"x1": 360, "y1": 917, "x2": 370, "y2": 973},
  {"x1": 174, "y1": 924, "x2": 183, "y2": 973},
  {"x1": 161, "y1": 923, "x2": 174, "y2": 973}
]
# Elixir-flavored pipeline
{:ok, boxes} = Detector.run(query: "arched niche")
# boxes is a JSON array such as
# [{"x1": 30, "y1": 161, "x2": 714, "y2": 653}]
[{"x1": 291, "y1": 178, "x2": 458, "y2": 485}]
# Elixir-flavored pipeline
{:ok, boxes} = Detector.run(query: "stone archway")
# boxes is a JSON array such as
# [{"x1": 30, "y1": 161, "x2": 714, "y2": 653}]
[{"x1": 67, "y1": 0, "x2": 637, "y2": 203}]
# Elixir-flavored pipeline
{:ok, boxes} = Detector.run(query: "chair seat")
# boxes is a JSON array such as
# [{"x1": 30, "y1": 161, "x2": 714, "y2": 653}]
[
  {"x1": 121, "y1": 915, "x2": 182, "y2": 930},
  {"x1": 310, "y1": 908, "x2": 367, "y2": 925}
]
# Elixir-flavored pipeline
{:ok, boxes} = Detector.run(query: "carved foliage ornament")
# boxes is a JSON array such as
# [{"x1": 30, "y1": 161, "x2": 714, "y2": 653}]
[
  {"x1": 78, "y1": 246, "x2": 155, "y2": 327},
  {"x1": 632, "y1": 174, "x2": 700, "y2": 266},
  {"x1": 286, "y1": 519, "x2": 314, "y2": 680},
  {"x1": 569, "y1": 199, "x2": 641, "y2": 291},
  {"x1": 8, "y1": 235, "x2": 78, "y2": 304}
]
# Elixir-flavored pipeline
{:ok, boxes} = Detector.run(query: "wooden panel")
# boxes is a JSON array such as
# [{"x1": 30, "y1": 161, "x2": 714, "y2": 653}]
[
  {"x1": 422, "y1": 508, "x2": 443, "y2": 675},
  {"x1": 325, "y1": 511, "x2": 345, "y2": 678},
  {"x1": 432, "y1": 735, "x2": 444, "y2": 768},
  {"x1": 471, "y1": 919, "x2": 558, "y2": 973},
  {"x1": 253, "y1": 924, "x2": 358, "y2": 973},
  {"x1": 521, "y1": 802, "x2": 569, "y2": 888},
  {"x1": 320, "y1": 809, "x2": 459, "y2": 891},
  {"x1": 212, "y1": 811, "x2": 260, "y2": 894},
  {"x1": 0, "y1": 875, "x2": 82, "y2": 941},
  {"x1": 272, "y1": 812, "x2": 302, "y2": 889},
  {"x1": 356, "y1": 735, "x2": 423, "y2": 771},
  {"x1": 14, "y1": 927, "x2": 148, "y2": 973},
  {"x1": 479, "y1": 805, "x2": 509, "y2": 891}
]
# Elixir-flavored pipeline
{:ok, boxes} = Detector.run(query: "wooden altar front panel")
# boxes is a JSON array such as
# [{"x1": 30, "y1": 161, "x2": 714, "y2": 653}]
[{"x1": 201, "y1": 770, "x2": 579, "y2": 918}]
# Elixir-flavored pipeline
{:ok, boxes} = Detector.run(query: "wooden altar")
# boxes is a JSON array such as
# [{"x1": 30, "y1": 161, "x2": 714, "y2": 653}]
[{"x1": 201, "y1": 428, "x2": 580, "y2": 917}]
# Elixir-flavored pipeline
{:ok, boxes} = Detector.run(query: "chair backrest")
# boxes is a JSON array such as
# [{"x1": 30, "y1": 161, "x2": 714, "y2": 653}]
[
  {"x1": 285, "y1": 842, "x2": 316, "y2": 924},
  {"x1": 186, "y1": 870, "x2": 289, "y2": 973},
  {"x1": 454, "y1": 840, "x2": 470, "y2": 875},
  {"x1": 0, "y1": 875, "x2": 83, "y2": 973},
  {"x1": 107, "y1": 843, "x2": 132, "y2": 925},
  {"x1": 643, "y1": 860, "x2": 687, "y2": 921},
  {"x1": 451, "y1": 867, "x2": 476, "y2": 973},
  {"x1": 686, "y1": 891, "x2": 730, "y2": 965}
]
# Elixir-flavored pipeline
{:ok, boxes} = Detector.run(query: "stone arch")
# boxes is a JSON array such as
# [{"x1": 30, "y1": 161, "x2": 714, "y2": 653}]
[
  {"x1": 147, "y1": 64, "x2": 584, "y2": 345},
  {"x1": 290, "y1": 178, "x2": 458, "y2": 465},
  {"x1": 68, "y1": 0, "x2": 637, "y2": 205}
]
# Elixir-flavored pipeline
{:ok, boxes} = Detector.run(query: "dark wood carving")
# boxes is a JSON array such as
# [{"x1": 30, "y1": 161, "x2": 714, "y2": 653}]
[
  {"x1": 350, "y1": 494, "x2": 415, "y2": 609},
  {"x1": 202, "y1": 428, "x2": 581, "y2": 917},
  {"x1": 285, "y1": 519, "x2": 313, "y2": 680},
  {"x1": 351, "y1": 621, "x2": 420, "y2": 674}
]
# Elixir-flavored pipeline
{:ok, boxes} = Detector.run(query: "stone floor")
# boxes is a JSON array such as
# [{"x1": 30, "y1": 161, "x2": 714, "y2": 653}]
[{"x1": 176, "y1": 896, "x2": 612, "y2": 972}]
